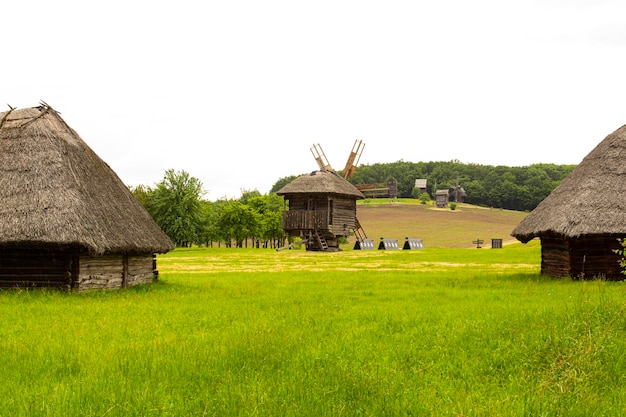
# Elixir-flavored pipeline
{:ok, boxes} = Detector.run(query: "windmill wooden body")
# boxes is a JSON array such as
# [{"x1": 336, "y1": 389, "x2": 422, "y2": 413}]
[{"x1": 277, "y1": 140, "x2": 367, "y2": 251}]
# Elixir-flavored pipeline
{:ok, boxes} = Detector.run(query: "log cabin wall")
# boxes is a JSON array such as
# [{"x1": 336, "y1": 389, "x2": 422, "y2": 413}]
[
  {"x1": 126, "y1": 255, "x2": 157, "y2": 286},
  {"x1": 282, "y1": 195, "x2": 357, "y2": 237},
  {"x1": 540, "y1": 237, "x2": 572, "y2": 278},
  {"x1": 0, "y1": 249, "x2": 156, "y2": 290},
  {"x1": 541, "y1": 236, "x2": 624, "y2": 280},
  {"x1": 78, "y1": 254, "x2": 124, "y2": 290},
  {"x1": 0, "y1": 248, "x2": 72, "y2": 288},
  {"x1": 78, "y1": 253, "x2": 156, "y2": 290},
  {"x1": 331, "y1": 198, "x2": 357, "y2": 237},
  {"x1": 571, "y1": 236, "x2": 622, "y2": 280}
]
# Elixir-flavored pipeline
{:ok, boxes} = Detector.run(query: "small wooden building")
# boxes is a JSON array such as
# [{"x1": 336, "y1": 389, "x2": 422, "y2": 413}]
[
  {"x1": 512, "y1": 123, "x2": 626, "y2": 280},
  {"x1": 277, "y1": 170, "x2": 365, "y2": 251},
  {"x1": 414, "y1": 179, "x2": 427, "y2": 194},
  {"x1": 435, "y1": 189, "x2": 449, "y2": 208},
  {"x1": 0, "y1": 104, "x2": 174, "y2": 290}
]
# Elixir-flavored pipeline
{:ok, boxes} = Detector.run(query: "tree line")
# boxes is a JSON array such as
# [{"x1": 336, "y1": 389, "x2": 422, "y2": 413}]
[
  {"x1": 131, "y1": 169, "x2": 287, "y2": 248},
  {"x1": 134, "y1": 161, "x2": 575, "y2": 247},
  {"x1": 272, "y1": 160, "x2": 575, "y2": 212}
]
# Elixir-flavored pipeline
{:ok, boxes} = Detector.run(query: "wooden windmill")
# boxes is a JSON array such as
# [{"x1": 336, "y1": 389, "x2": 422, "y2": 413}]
[{"x1": 277, "y1": 140, "x2": 367, "y2": 251}]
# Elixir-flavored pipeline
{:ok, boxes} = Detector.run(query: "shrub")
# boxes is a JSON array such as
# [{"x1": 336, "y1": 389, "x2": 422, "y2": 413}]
[{"x1": 613, "y1": 238, "x2": 626, "y2": 276}]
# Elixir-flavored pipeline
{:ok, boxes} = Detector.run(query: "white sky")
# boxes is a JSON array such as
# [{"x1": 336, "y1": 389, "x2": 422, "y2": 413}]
[{"x1": 4, "y1": 0, "x2": 626, "y2": 200}]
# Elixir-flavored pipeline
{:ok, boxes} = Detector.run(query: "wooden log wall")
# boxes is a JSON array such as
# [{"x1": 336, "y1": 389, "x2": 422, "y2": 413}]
[
  {"x1": 331, "y1": 208, "x2": 356, "y2": 236},
  {"x1": 79, "y1": 255, "x2": 124, "y2": 290},
  {"x1": 541, "y1": 238, "x2": 572, "y2": 278},
  {"x1": 0, "y1": 248, "x2": 71, "y2": 288},
  {"x1": 541, "y1": 236, "x2": 624, "y2": 280},
  {"x1": 127, "y1": 255, "x2": 156, "y2": 286},
  {"x1": 79, "y1": 254, "x2": 156, "y2": 290}
]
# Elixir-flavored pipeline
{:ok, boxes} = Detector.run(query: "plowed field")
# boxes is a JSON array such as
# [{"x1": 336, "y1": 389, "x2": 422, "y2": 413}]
[{"x1": 354, "y1": 200, "x2": 528, "y2": 248}]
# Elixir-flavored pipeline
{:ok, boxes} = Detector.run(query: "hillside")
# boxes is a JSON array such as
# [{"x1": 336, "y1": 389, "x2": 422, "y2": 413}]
[{"x1": 353, "y1": 199, "x2": 529, "y2": 248}]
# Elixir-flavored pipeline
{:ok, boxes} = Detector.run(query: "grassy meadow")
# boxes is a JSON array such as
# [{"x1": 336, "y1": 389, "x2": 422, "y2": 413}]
[
  {"x1": 2, "y1": 240, "x2": 626, "y2": 416},
  {"x1": 0, "y1": 242, "x2": 626, "y2": 416}
]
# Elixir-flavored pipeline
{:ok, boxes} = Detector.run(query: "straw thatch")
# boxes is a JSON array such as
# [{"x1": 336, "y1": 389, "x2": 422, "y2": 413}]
[
  {"x1": 512, "y1": 123, "x2": 626, "y2": 243},
  {"x1": 0, "y1": 104, "x2": 174, "y2": 255},
  {"x1": 276, "y1": 170, "x2": 365, "y2": 199}
]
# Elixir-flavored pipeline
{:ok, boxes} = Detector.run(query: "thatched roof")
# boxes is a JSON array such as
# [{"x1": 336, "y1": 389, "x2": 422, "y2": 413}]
[
  {"x1": 512, "y1": 123, "x2": 626, "y2": 243},
  {"x1": 0, "y1": 104, "x2": 174, "y2": 255},
  {"x1": 276, "y1": 170, "x2": 365, "y2": 199}
]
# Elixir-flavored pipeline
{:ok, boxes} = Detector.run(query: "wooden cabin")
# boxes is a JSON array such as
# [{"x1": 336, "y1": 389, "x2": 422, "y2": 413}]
[
  {"x1": 277, "y1": 170, "x2": 365, "y2": 251},
  {"x1": 512, "y1": 123, "x2": 626, "y2": 280},
  {"x1": 0, "y1": 104, "x2": 174, "y2": 290}
]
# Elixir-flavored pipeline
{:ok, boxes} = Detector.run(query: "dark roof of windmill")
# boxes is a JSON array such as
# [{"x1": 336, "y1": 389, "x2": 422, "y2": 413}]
[
  {"x1": 276, "y1": 170, "x2": 365, "y2": 199},
  {"x1": 512, "y1": 123, "x2": 626, "y2": 243},
  {"x1": 0, "y1": 104, "x2": 174, "y2": 255}
]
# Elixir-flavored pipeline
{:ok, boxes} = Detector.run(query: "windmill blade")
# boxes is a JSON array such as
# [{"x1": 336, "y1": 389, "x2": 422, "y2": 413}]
[
  {"x1": 342, "y1": 139, "x2": 365, "y2": 179},
  {"x1": 310, "y1": 143, "x2": 334, "y2": 172}
]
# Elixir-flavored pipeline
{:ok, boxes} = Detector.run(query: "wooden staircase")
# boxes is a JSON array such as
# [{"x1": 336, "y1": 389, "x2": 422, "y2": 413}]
[{"x1": 314, "y1": 229, "x2": 329, "y2": 251}]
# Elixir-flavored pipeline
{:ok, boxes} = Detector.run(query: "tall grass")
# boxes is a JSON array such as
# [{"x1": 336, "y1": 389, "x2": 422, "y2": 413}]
[{"x1": 2, "y1": 244, "x2": 626, "y2": 416}]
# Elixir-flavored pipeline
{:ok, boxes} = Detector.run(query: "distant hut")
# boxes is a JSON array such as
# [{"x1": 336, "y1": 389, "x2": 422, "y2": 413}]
[
  {"x1": 277, "y1": 170, "x2": 365, "y2": 251},
  {"x1": 414, "y1": 179, "x2": 427, "y2": 194},
  {"x1": 512, "y1": 124, "x2": 626, "y2": 280},
  {"x1": 0, "y1": 104, "x2": 174, "y2": 290}
]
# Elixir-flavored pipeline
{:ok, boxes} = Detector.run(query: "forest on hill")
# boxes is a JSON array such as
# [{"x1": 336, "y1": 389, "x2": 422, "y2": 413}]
[{"x1": 272, "y1": 160, "x2": 576, "y2": 212}]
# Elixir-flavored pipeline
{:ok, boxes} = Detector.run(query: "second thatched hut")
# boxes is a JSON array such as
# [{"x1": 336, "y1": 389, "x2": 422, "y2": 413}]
[{"x1": 512, "y1": 123, "x2": 626, "y2": 280}]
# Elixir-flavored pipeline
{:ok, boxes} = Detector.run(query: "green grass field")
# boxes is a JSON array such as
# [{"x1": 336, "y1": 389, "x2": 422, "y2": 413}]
[{"x1": 2, "y1": 242, "x2": 626, "y2": 416}]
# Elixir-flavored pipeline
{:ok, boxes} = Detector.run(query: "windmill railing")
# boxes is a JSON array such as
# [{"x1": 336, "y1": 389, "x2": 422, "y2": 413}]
[{"x1": 282, "y1": 210, "x2": 329, "y2": 232}]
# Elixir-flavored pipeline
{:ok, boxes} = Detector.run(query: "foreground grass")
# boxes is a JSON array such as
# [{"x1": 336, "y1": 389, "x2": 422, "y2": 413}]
[{"x1": 2, "y1": 243, "x2": 626, "y2": 416}]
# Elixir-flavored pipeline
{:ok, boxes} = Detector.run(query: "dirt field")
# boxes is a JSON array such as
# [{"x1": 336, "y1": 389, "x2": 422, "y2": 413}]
[{"x1": 354, "y1": 200, "x2": 529, "y2": 248}]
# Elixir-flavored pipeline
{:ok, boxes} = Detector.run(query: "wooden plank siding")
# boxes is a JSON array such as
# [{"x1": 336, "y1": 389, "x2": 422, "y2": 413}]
[
  {"x1": 282, "y1": 198, "x2": 357, "y2": 238},
  {"x1": 283, "y1": 210, "x2": 329, "y2": 233},
  {"x1": 330, "y1": 208, "x2": 357, "y2": 236},
  {"x1": 541, "y1": 236, "x2": 624, "y2": 280}
]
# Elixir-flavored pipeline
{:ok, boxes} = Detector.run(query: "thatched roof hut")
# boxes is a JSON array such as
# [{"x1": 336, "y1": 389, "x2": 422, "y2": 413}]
[
  {"x1": 277, "y1": 170, "x2": 364, "y2": 251},
  {"x1": 0, "y1": 104, "x2": 174, "y2": 289},
  {"x1": 512, "y1": 123, "x2": 626, "y2": 279}
]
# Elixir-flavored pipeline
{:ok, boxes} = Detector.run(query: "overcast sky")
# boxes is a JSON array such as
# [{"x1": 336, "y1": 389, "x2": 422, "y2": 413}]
[{"x1": 5, "y1": 0, "x2": 626, "y2": 200}]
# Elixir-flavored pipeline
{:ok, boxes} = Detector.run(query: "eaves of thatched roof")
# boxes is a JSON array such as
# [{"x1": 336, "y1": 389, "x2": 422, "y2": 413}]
[
  {"x1": 512, "y1": 123, "x2": 626, "y2": 243},
  {"x1": 0, "y1": 104, "x2": 174, "y2": 255},
  {"x1": 276, "y1": 170, "x2": 365, "y2": 199}
]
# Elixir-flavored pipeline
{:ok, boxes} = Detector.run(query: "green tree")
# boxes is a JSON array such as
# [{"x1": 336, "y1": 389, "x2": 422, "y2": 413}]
[
  {"x1": 149, "y1": 169, "x2": 205, "y2": 246},
  {"x1": 129, "y1": 184, "x2": 153, "y2": 212},
  {"x1": 248, "y1": 193, "x2": 286, "y2": 248},
  {"x1": 197, "y1": 200, "x2": 220, "y2": 247},
  {"x1": 217, "y1": 200, "x2": 260, "y2": 247}
]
